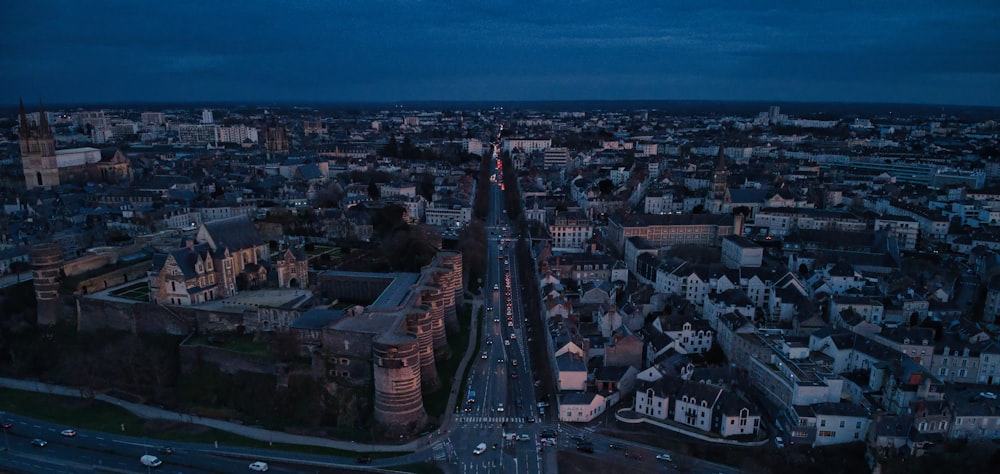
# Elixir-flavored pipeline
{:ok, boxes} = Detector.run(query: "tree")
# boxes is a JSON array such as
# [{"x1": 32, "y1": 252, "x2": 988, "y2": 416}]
[
  {"x1": 382, "y1": 136, "x2": 399, "y2": 158},
  {"x1": 598, "y1": 179, "x2": 614, "y2": 195},
  {"x1": 10, "y1": 260, "x2": 30, "y2": 283},
  {"x1": 367, "y1": 180, "x2": 381, "y2": 200}
]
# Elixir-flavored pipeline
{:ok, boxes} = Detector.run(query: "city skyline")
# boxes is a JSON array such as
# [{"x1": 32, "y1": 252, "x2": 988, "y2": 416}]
[{"x1": 3, "y1": 1, "x2": 1000, "y2": 107}]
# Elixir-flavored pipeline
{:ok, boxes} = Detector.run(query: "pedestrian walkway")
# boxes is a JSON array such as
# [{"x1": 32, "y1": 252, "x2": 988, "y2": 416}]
[
  {"x1": 454, "y1": 416, "x2": 525, "y2": 424},
  {"x1": 0, "y1": 376, "x2": 417, "y2": 453}
]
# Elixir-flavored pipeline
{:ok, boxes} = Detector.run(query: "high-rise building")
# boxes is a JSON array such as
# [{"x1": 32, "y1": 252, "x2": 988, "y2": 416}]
[
  {"x1": 141, "y1": 112, "x2": 165, "y2": 126},
  {"x1": 201, "y1": 108, "x2": 214, "y2": 124}
]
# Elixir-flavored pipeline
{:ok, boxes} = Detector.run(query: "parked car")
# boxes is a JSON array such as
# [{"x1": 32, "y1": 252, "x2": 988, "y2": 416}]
[
  {"x1": 249, "y1": 461, "x2": 269, "y2": 471},
  {"x1": 774, "y1": 436, "x2": 785, "y2": 448}
]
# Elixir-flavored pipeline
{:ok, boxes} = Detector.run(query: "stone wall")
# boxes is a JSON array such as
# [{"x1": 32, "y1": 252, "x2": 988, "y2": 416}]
[
  {"x1": 179, "y1": 343, "x2": 277, "y2": 376},
  {"x1": 73, "y1": 262, "x2": 151, "y2": 295}
]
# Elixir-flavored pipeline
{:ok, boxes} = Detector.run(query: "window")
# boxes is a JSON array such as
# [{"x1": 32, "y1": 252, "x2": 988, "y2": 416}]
[
  {"x1": 856, "y1": 421, "x2": 862, "y2": 429},
  {"x1": 820, "y1": 420, "x2": 826, "y2": 427},
  {"x1": 839, "y1": 420, "x2": 845, "y2": 428}
]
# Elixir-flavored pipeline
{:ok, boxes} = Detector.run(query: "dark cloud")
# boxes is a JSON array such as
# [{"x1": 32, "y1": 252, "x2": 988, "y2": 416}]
[{"x1": 1, "y1": 0, "x2": 997, "y2": 105}]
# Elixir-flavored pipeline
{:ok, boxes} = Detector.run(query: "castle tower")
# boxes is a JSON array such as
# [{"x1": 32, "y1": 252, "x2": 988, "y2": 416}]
[
  {"x1": 406, "y1": 305, "x2": 441, "y2": 392},
  {"x1": 419, "y1": 283, "x2": 449, "y2": 358},
  {"x1": 19, "y1": 99, "x2": 60, "y2": 189},
  {"x1": 438, "y1": 251, "x2": 463, "y2": 332},
  {"x1": 372, "y1": 333, "x2": 427, "y2": 433},
  {"x1": 29, "y1": 242, "x2": 64, "y2": 325}
]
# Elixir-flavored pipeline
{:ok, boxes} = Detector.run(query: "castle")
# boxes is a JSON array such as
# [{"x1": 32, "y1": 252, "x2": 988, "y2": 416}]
[
  {"x1": 18, "y1": 99, "x2": 132, "y2": 190},
  {"x1": 147, "y1": 215, "x2": 307, "y2": 305},
  {"x1": 317, "y1": 250, "x2": 463, "y2": 433}
]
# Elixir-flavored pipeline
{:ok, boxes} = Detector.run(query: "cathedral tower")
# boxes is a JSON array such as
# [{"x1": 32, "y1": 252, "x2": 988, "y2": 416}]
[{"x1": 19, "y1": 99, "x2": 60, "y2": 189}]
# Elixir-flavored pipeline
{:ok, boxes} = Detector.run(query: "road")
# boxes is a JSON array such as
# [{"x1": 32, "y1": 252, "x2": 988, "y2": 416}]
[{"x1": 441, "y1": 129, "x2": 555, "y2": 474}]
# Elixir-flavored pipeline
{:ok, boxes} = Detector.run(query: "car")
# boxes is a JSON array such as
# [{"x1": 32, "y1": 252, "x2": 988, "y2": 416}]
[
  {"x1": 656, "y1": 453, "x2": 673, "y2": 462},
  {"x1": 497, "y1": 403, "x2": 505, "y2": 412},
  {"x1": 60, "y1": 429, "x2": 77, "y2": 437},
  {"x1": 576, "y1": 443, "x2": 595, "y2": 453},
  {"x1": 537, "y1": 401, "x2": 550, "y2": 408},
  {"x1": 504, "y1": 340, "x2": 511, "y2": 346},
  {"x1": 610, "y1": 443, "x2": 627, "y2": 450},
  {"x1": 494, "y1": 317, "x2": 500, "y2": 323},
  {"x1": 473, "y1": 443, "x2": 487, "y2": 455},
  {"x1": 570, "y1": 434, "x2": 587, "y2": 442},
  {"x1": 1, "y1": 422, "x2": 12, "y2": 430},
  {"x1": 356, "y1": 455, "x2": 373, "y2": 464},
  {"x1": 31, "y1": 438, "x2": 47, "y2": 447},
  {"x1": 515, "y1": 398, "x2": 523, "y2": 408},
  {"x1": 512, "y1": 359, "x2": 518, "y2": 366},
  {"x1": 510, "y1": 333, "x2": 516, "y2": 339},
  {"x1": 486, "y1": 306, "x2": 493, "y2": 312},
  {"x1": 493, "y1": 284, "x2": 499, "y2": 290},
  {"x1": 486, "y1": 338, "x2": 493, "y2": 345},
  {"x1": 510, "y1": 370, "x2": 518, "y2": 379},
  {"x1": 497, "y1": 358, "x2": 504, "y2": 363},
  {"x1": 157, "y1": 446, "x2": 175, "y2": 454},
  {"x1": 249, "y1": 461, "x2": 270, "y2": 471},
  {"x1": 774, "y1": 436, "x2": 785, "y2": 448},
  {"x1": 534, "y1": 380, "x2": 542, "y2": 387},
  {"x1": 981, "y1": 392, "x2": 998, "y2": 400},
  {"x1": 541, "y1": 429, "x2": 558, "y2": 438},
  {"x1": 517, "y1": 434, "x2": 531, "y2": 441},
  {"x1": 481, "y1": 351, "x2": 488, "y2": 359}
]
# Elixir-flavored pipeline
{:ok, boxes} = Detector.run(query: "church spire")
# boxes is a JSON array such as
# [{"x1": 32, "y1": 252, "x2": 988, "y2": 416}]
[
  {"x1": 38, "y1": 100, "x2": 52, "y2": 137},
  {"x1": 18, "y1": 98, "x2": 28, "y2": 137}
]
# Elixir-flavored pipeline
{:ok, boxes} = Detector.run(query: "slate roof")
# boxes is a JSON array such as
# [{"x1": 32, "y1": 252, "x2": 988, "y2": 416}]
[
  {"x1": 291, "y1": 308, "x2": 346, "y2": 330},
  {"x1": 202, "y1": 215, "x2": 264, "y2": 251}
]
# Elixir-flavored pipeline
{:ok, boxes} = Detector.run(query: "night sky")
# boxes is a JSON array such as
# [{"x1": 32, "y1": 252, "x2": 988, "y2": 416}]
[{"x1": 3, "y1": 1, "x2": 999, "y2": 106}]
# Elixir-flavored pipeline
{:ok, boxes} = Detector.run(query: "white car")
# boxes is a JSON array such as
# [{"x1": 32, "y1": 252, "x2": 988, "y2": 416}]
[
  {"x1": 249, "y1": 461, "x2": 269, "y2": 471},
  {"x1": 656, "y1": 453, "x2": 673, "y2": 462},
  {"x1": 473, "y1": 443, "x2": 487, "y2": 455},
  {"x1": 775, "y1": 436, "x2": 785, "y2": 448},
  {"x1": 497, "y1": 403, "x2": 505, "y2": 412},
  {"x1": 60, "y1": 429, "x2": 77, "y2": 437}
]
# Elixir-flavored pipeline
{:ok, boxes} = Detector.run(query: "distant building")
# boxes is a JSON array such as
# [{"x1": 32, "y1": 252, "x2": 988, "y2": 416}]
[{"x1": 19, "y1": 100, "x2": 131, "y2": 189}]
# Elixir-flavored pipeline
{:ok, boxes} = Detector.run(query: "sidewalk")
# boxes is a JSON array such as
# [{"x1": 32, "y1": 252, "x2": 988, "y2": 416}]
[{"x1": 0, "y1": 376, "x2": 418, "y2": 453}]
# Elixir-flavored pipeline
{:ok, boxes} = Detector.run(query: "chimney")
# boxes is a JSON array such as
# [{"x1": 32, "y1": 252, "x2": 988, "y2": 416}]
[{"x1": 186, "y1": 238, "x2": 195, "y2": 251}]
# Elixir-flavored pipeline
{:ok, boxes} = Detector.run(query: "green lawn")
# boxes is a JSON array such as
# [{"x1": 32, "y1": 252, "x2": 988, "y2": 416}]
[{"x1": 0, "y1": 387, "x2": 406, "y2": 459}]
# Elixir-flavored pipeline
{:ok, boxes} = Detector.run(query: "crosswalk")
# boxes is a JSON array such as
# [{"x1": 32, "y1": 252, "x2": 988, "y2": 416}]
[
  {"x1": 432, "y1": 442, "x2": 447, "y2": 461},
  {"x1": 456, "y1": 415, "x2": 526, "y2": 424}
]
